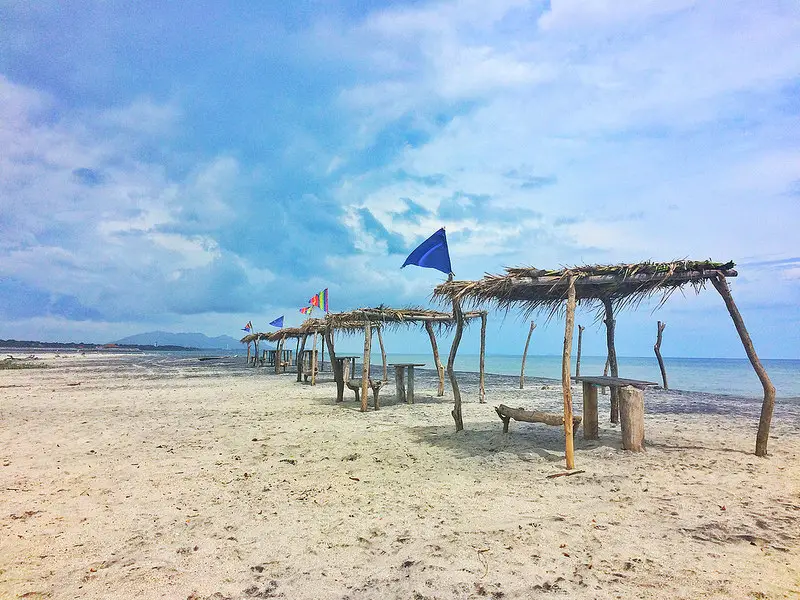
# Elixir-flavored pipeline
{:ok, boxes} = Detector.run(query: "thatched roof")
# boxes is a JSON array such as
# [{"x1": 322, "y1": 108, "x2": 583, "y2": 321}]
[
  {"x1": 434, "y1": 260, "x2": 737, "y2": 316},
  {"x1": 263, "y1": 327, "x2": 304, "y2": 342},
  {"x1": 323, "y1": 305, "x2": 484, "y2": 333},
  {"x1": 240, "y1": 333, "x2": 259, "y2": 344}
]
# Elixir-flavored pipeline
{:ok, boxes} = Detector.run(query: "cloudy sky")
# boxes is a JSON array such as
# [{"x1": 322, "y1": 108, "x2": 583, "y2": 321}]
[{"x1": 1, "y1": 0, "x2": 799, "y2": 358}]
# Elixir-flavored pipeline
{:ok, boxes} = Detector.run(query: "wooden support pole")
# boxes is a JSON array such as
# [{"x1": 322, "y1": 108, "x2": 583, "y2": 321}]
[
  {"x1": 394, "y1": 365, "x2": 406, "y2": 403},
  {"x1": 310, "y1": 331, "x2": 318, "y2": 386},
  {"x1": 297, "y1": 334, "x2": 307, "y2": 382},
  {"x1": 376, "y1": 326, "x2": 388, "y2": 382},
  {"x1": 325, "y1": 327, "x2": 344, "y2": 402},
  {"x1": 602, "y1": 357, "x2": 609, "y2": 395},
  {"x1": 576, "y1": 325, "x2": 585, "y2": 378},
  {"x1": 448, "y1": 298, "x2": 465, "y2": 432},
  {"x1": 654, "y1": 321, "x2": 668, "y2": 389},
  {"x1": 711, "y1": 274, "x2": 776, "y2": 457},
  {"x1": 361, "y1": 322, "x2": 372, "y2": 412},
  {"x1": 294, "y1": 337, "x2": 300, "y2": 367},
  {"x1": 479, "y1": 311, "x2": 487, "y2": 403},
  {"x1": 519, "y1": 321, "x2": 537, "y2": 389},
  {"x1": 603, "y1": 298, "x2": 620, "y2": 423},
  {"x1": 320, "y1": 336, "x2": 325, "y2": 372},
  {"x1": 562, "y1": 276, "x2": 577, "y2": 470},
  {"x1": 246, "y1": 341, "x2": 251, "y2": 364},
  {"x1": 618, "y1": 386, "x2": 645, "y2": 452},
  {"x1": 407, "y1": 366, "x2": 415, "y2": 404},
  {"x1": 275, "y1": 335, "x2": 286, "y2": 374},
  {"x1": 425, "y1": 321, "x2": 445, "y2": 397},
  {"x1": 582, "y1": 382, "x2": 599, "y2": 440}
]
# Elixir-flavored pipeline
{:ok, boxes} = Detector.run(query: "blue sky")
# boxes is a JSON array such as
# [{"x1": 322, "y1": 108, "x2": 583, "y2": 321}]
[{"x1": 1, "y1": 0, "x2": 799, "y2": 358}]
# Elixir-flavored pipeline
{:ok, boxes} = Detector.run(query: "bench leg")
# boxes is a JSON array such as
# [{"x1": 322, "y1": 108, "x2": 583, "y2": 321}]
[
  {"x1": 407, "y1": 366, "x2": 415, "y2": 404},
  {"x1": 583, "y1": 382, "x2": 599, "y2": 440},
  {"x1": 394, "y1": 366, "x2": 406, "y2": 403},
  {"x1": 372, "y1": 387, "x2": 380, "y2": 410}
]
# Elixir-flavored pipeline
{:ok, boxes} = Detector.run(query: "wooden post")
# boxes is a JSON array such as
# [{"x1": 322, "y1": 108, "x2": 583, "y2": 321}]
[
  {"x1": 275, "y1": 335, "x2": 286, "y2": 374},
  {"x1": 310, "y1": 331, "x2": 318, "y2": 386},
  {"x1": 376, "y1": 326, "x2": 388, "y2": 382},
  {"x1": 253, "y1": 339, "x2": 260, "y2": 367},
  {"x1": 320, "y1": 337, "x2": 325, "y2": 372},
  {"x1": 711, "y1": 274, "x2": 776, "y2": 457},
  {"x1": 582, "y1": 382, "x2": 599, "y2": 440},
  {"x1": 602, "y1": 357, "x2": 609, "y2": 395},
  {"x1": 618, "y1": 386, "x2": 645, "y2": 452},
  {"x1": 246, "y1": 341, "x2": 251, "y2": 364},
  {"x1": 448, "y1": 298, "x2": 465, "y2": 431},
  {"x1": 297, "y1": 334, "x2": 307, "y2": 382},
  {"x1": 407, "y1": 366, "x2": 415, "y2": 404},
  {"x1": 425, "y1": 321, "x2": 445, "y2": 397},
  {"x1": 519, "y1": 321, "x2": 537, "y2": 389},
  {"x1": 479, "y1": 311, "x2": 487, "y2": 403},
  {"x1": 562, "y1": 276, "x2": 577, "y2": 469},
  {"x1": 361, "y1": 322, "x2": 371, "y2": 412},
  {"x1": 654, "y1": 321, "x2": 668, "y2": 389},
  {"x1": 603, "y1": 298, "x2": 620, "y2": 423},
  {"x1": 325, "y1": 327, "x2": 344, "y2": 402},
  {"x1": 394, "y1": 366, "x2": 406, "y2": 403},
  {"x1": 294, "y1": 337, "x2": 300, "y2": 367},
  {"x1": 576, "y1": 325, "x2": 585, "y2": 378}
]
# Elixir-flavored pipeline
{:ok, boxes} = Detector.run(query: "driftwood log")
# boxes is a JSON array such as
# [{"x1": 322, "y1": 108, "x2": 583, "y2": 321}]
[
  {"x1": 495, "y1": 404, "x2": 582, "y2": 433},
  {"x1": 347, "y1": 378, "x2": 384, "y2": 410}
]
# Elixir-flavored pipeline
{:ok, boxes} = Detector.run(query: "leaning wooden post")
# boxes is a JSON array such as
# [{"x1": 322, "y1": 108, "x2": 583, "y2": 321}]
[
  {"x1": 479, "y1": 311, "x2": 487, "y2": 403},
  {"x1": 711, "y1": 274, "x2": 776, "y2": 457},
  {"x1": 310, "y1": 330, "x2": 318, "y2": 385},
  {"x1": 654, "y1": 321, "x2": 668, "y2": 389},
  {"x1": 275, "y1": 335, "x2": 286, "y2": 375},
  {"x1": 576, "y1": 325, "x2": 585, "y2": 377},
  {"x1": 603, "y1": 298, "x2": 620, "y2": 423},
  {"x1": 448, "y1": 297, "x2": 466, "y2": 431},
  {"x1": 360, "y1": 321, "x2": 372, "y2": 412},
  {"x1": 297, "y1": 333, "x2": 308, "y2": 382},
  {"x1": 562, "y1": 276, "x2": 577, "y2": 470},
  {"x1": 425, "y1": 321, "x2": 445, "y2": 397},
  {"x1": 519, "y1": 321, "x2": 537, "y2": 389},
  {"x1": 376, "y1": 325, "x2": 388, "y2": 382},
  {"x1": 325, "y1": 326, "x2": 344, "y2": 402}
]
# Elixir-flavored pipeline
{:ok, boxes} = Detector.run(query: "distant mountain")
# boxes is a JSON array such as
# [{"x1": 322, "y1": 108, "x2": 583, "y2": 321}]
[{"x1": 115, "y1": 331, "x2": 242, "y2": 350}]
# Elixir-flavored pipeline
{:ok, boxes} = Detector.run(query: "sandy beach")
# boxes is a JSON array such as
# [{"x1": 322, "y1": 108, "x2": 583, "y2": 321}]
[{"x1": 1, "y1": 353, "x2": 799, "y2": 600}]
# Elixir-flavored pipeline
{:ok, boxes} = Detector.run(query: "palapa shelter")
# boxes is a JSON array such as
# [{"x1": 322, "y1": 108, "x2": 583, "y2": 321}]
[
  {"x1": 319, "y1": 306, "x2": 487, "y2": 412},
  {"x1": 434, "y1": 260, "x2": 776, "y2": 466},
  {"x1": 296, "y1": 317, "x2": 327, "y2": 384},
  {"x1": 263, "y1": 327, "x2": 304, "y2": 374}
]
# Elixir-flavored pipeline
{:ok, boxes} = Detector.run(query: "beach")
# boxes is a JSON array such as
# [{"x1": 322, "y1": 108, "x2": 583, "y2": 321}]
[{"x1": 1, "y1": 353, "x2": 799, "y2": 600}]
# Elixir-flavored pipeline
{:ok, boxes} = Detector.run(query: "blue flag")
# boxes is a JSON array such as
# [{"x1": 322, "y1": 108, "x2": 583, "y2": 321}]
[
  {"x1": 269, "y1": 316, "x2": 284, "y2": 328},
  {"x1": 401, "y1": 227, "x2": 452, "y2": 275}
]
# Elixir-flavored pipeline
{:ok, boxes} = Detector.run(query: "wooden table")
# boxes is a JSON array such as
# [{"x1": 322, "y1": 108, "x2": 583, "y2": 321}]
[
  {"x1": 389, "y1": 363, "x2": 425, "y2": 404},
  {"x1": 333, "y1": 355, "x2": 359, "y2": 380},
  {"x1": 575, "y1": 376, "x2": 658, "y2": 448}
]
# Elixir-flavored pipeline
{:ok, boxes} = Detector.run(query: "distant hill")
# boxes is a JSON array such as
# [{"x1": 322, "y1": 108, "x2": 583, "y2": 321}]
[{"x1": 115, "y1": 331, "x2": 242, "y2": 350}]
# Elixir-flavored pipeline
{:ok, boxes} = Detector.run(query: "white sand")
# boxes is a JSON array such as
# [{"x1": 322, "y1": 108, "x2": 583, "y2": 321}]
[{"x1": 1, "y1": 353, "x2": 799, "y2": 599}]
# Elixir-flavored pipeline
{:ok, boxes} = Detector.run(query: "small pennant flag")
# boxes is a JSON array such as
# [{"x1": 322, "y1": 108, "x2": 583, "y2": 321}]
[
  {"x1": 401, "y1": 227, "x2": 452, "y2": 275},
  {"x1": 309, "y1": 288, "x2": 329, "y2": 313},
  {"x1": 299, "y1": 306, "x2": 312, "y2": 315},
  {"x1": 241, "y1": 320, "x2": 253, "y2": 333},
  {"x1": 269, "y1": 316, "x2": 284, "y2": 328}
]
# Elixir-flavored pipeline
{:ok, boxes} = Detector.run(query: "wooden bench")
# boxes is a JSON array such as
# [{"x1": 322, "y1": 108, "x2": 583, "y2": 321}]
[
  {"x1": 495, "y1": 404, "x2": 582, "y2": 435},
  {"x1": 345, "y1": 378, "x2": 384, "y2": 409}
]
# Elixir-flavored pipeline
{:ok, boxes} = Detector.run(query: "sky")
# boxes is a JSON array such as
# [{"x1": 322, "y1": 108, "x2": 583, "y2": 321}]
[{"x1": 1, "y1": 0, "x2": 799, "y2": 359}]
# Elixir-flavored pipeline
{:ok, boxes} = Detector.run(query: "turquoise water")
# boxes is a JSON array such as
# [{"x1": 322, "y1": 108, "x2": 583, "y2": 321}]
[{"x1": 366, "y1": 353, "x2": 800, "y2": 399}]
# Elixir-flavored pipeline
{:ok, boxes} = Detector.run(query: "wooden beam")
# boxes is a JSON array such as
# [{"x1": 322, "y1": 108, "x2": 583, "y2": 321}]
[
  {"x1": 479, "y1": 311, "x2": 487, "y2": 403},
  {"x1": 519, "y1": 321, "x2": 536, "y2": 389},
  {"x1": 562, "y1": 275, "x2": 577, "y2": 470},
  {"x1": 361, "y1": 322, "x2": 371, "y2": 412},
  {"x1": 711, "y1": 274, "x2": 776, "y2": 456}
]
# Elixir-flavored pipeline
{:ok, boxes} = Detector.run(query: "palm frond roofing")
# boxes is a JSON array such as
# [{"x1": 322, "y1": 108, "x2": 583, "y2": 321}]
[
  {"x1": 433, "y1": 259, "x2": 737, "y2": 317},
  {"x1": 323, "y1": 305, "x2": 485, "y2": 333}
]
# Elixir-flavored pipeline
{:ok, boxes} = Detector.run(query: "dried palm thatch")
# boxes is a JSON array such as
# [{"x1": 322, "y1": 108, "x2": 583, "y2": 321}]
[
  {"x1": 240, "y1": 333, "x2": 259, "y2": 344},
  {"x1": 299, "y1": 318, "x2": 326, "y2": 334},
  {"x1": 323, "y1": 305, "x2": 483, "y2": 334},
  {"x1": 263, "y1": 327, "x2": 304, "y2": 343},
  {"x1": 434, "y1": 260, "x2": 737, "y2": 318}
]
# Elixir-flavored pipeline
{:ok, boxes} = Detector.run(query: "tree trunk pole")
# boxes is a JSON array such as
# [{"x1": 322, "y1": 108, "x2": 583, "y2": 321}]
[
  {"x1": 479, "y1": 311, "x2": 487, "y2": 403},
  {"x1": 576, "y1": 325, "x2": 585, "y2": 378},
  {"x1": 602, "y1": 357, "x2": 610, "y2": 395},
  {"x1": 654, "y1": 321, "x2": 668, "y2": 389},
  {"x1": 325, "y1": 326, "x2": 344, "y2": 402},
  {"x1": 448, "y1": 298, "x2": 465, "y2": 431},
  {"x1": 361, "y1": 322, "x2": 372, "y2": 412},
  {"x1": 711, "y1": 274, "x2": 776, "y2": 457},
  {"x1": 425, "y1": 321, "x2": 445, "y2": 397},
  {"x1": 519, "y1": 321, "x2": 537, "y2": 389},
  {"x1": 275, "y1": 335, "x2": 286, "y2": 374},
  {"x1": 320, "y1": 336, "x2": 325, "y2": 372},
  {"x1": 297, "y1": 333, "x2": 308, "y2": 382},
  {"x1": 294, "y1": 337, "x2": 300, "y2": 367},
  {"x1": 603, "y1": 298, "x2": 620, "y2": 423},
  {"x1": 376, "y1": 326, "x2": 388, "y2": 382},
  {"x1": 310, "y1": 331, "x2": 318, "y2": 385},
  {"x1": 246, "y1": 341, "x2": 251, "y2": 364},
  {"x1": 562, "y1": 276, "x2": 577, "y2": 470}
]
